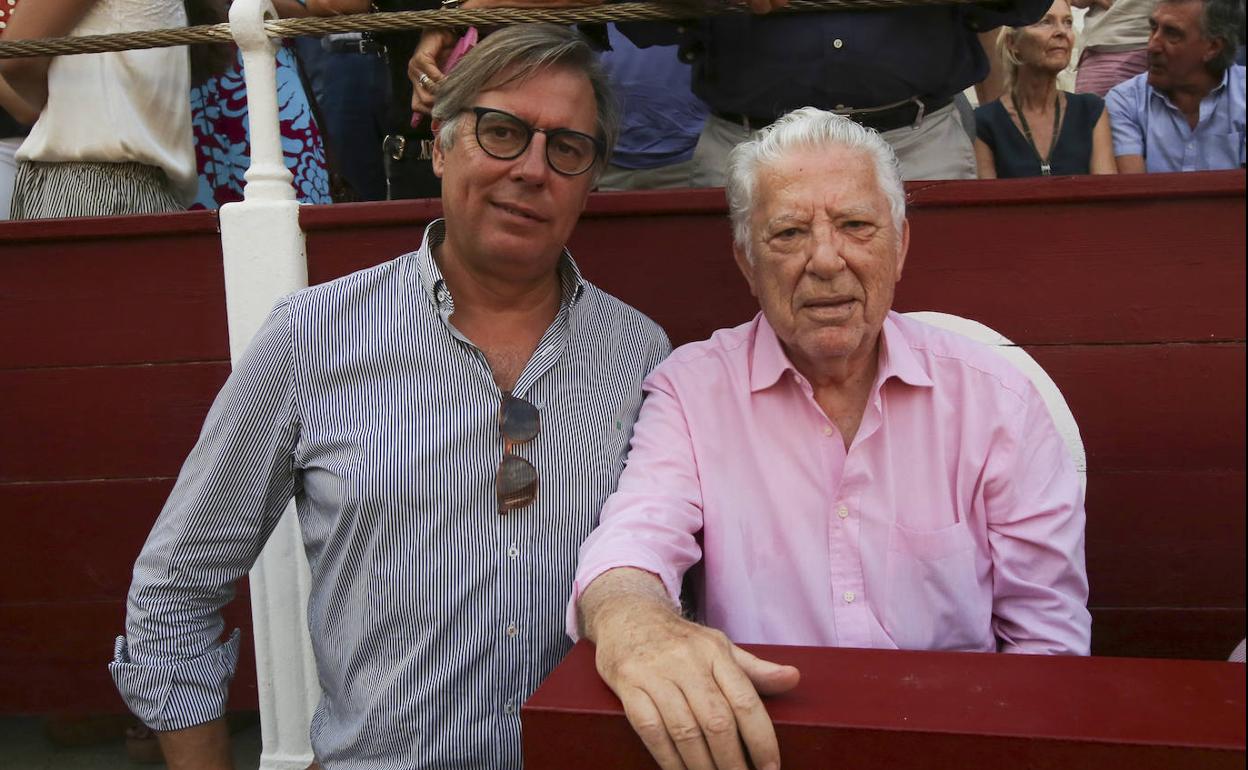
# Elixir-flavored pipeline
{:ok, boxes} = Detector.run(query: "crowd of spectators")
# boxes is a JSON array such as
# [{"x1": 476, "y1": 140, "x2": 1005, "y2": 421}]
[{"x1": 0, "y1": 0, "x2": 1243, "y2": 220}]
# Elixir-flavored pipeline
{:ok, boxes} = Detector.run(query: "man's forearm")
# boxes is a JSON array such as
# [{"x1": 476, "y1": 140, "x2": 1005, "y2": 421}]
[
  {"x1": 577, "y1": 566, "x2": 680, "y2": 642},
  {"x1": 156, "y1": 718, "x2": 235, "y2": 770}
]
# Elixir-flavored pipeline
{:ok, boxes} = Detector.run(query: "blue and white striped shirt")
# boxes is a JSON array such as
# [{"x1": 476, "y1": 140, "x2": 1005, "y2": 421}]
[{"x1": 109, "y1": 221, "x2": 670, "y2": 769}]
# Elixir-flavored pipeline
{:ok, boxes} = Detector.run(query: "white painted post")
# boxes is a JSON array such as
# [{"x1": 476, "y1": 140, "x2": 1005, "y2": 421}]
[{"x1": 222, "y1": 1, "x2": 318, "y2": 768}]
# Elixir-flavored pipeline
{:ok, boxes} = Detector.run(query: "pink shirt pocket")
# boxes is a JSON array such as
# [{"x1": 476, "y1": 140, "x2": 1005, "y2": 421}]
[{"x1": 879, "y1": 519, "x2": 992, "y2": 652}]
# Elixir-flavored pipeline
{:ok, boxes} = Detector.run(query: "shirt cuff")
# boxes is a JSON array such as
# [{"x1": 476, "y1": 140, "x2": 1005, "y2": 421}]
[
  {"x1": 565, "y1": 558, "x2": 684, "y2": 642},
  {"x1": 109, "y1": 629, "x2": 242, "y2": 731}
]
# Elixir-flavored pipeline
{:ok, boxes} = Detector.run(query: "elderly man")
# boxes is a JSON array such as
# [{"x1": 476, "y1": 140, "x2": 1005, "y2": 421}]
[
  {"x1": 108, "y1": 25, "x2": 669, "y2": 770},
  {"x1": 1106, "y1": 0, "x2": 1245, "y2": 172},
  {"x1": 571, "y1": 108, "x2": 1091, "y2": 770}
]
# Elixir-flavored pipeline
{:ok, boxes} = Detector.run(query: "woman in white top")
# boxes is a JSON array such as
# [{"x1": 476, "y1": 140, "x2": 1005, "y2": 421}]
[{"x1": 0, "y1": 0, "x2": 196, "y2": 219}]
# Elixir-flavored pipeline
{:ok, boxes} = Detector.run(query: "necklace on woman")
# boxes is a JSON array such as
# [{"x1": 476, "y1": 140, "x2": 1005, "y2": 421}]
[{"x1": 1013, "y1": 92, "x2": 1062, "y2": 176}]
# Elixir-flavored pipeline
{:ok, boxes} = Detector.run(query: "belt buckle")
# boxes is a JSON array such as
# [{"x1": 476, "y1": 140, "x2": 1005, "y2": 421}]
[{"x1": 384, "y1": 135, "x2": 407, "y2": 161}]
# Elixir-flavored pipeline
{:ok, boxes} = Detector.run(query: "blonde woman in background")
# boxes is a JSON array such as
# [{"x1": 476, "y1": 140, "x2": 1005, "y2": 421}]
[{"x1": 974, "y1": 0, "x2": 1118, "y2": 177}]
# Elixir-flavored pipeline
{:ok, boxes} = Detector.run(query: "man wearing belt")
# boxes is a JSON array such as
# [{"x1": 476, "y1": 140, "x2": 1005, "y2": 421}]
[
  {"x1": 622, "y1": 0, "x2": 1051, "y2": 182},
  {"x1": 307, "y1": 0, "x2": 443, "y2": 199}
]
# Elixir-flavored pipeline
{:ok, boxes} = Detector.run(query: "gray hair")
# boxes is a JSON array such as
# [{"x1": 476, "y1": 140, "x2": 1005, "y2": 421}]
[
  {"x1": 1157, "y1": 0, "x2": 1246, "y2": 74},
  {"x1": 724, "y1": 107, "x2": 906, "y2": 260},
  {"x1": 431, "y1": 24, "x2": 619, "y2": 174}
]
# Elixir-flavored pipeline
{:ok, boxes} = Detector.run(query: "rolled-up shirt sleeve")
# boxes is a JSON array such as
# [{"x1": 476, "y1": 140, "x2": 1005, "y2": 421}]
[
  {"x1": 109, "y1": 299, "x2": 302, "y2": 730},
  {"x1": 984, "y1": 381, "x2": 1092, "y2": 656},
  {"x1": 566, "y1": 365, "x2": 705, "y2": 640}
]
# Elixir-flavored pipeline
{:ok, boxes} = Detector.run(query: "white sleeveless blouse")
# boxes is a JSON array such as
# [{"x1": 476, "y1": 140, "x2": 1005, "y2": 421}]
[{"x1": 17, "y1": 0, "x2": 197, "y2": 205}]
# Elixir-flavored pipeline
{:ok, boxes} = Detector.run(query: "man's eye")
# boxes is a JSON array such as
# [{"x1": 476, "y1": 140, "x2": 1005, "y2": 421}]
[
  {"x1": 551, "y1": 137, "x2": 587, "y2": 159},
  {"x1": 774, "y1": 228, "x2": 802, "y2": 239},
  {"x1": 488, "y1": 125, "x2": 521, "y2": 140}
]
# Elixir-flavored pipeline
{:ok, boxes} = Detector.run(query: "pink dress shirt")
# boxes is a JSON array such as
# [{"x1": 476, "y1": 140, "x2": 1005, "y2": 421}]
[{"x1": 569, "y1": 312, "x2": 1091, "y2": 655}]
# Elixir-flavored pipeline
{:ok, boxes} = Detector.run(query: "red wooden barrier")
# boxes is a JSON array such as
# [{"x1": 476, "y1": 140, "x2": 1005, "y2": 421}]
[
  {"x1": 523, "y1": 641, "x2": 1246, "y2": 770},
  {"x1": 0, "y1": 171, "x2": 1243, "y2": 714}
]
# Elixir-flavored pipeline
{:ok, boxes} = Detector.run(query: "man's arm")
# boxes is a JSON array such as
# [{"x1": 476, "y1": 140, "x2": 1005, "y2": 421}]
[
  {"x1": 569, "y1": 368, "x2": 799, "y2": 770},
  {"x1": 983, "y1": 383, "x2": 1091, "y2": 655},
  {"x1": 1104, "y1": 81, "x2": 1147, "y2": 173},
  {"x1": 579, "y1": 568, "x2": 799, "y2": 770},
  {"x1": 109, "y1": 301, "x2": 302, "y2": 761}
]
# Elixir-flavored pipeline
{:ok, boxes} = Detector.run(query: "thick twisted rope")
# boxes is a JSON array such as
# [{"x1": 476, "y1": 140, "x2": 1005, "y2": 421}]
[{"x1": 0, "y1": 0, "x2": 992, "y2": 59}]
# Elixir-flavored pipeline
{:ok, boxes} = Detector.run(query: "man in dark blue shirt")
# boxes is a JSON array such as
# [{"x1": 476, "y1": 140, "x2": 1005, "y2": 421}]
[{"x1": 624, "y1": 0, "x2": 1050, "y2": 183}]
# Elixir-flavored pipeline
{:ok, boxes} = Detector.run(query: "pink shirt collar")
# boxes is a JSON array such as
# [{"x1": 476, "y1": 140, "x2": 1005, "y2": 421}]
[{"x1": 749, "y1": 311, "x2": 935, "y2": 395}]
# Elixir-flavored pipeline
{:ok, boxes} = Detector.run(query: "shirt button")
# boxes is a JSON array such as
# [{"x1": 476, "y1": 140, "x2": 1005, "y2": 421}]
[
  {"x1": 435, "y1": 288, "x2": 448, "y2": 302},
  {"x1": 833, "y1": 38, "x2": 844, "y2": 49},
  {"x1": 504, "y1": 701, "x2": 516, "y2": 714},
  {"x1": 508, "y1": 545, "x2": 519, "y2": 559},
  {"x1": 823, "y1": 426, "x2": 834, "y2": 437},
  {"x1": 843, "y1": 591, "x2": 856, "y2": 603},
  {"x1": 837, "y1": 505, "x2": 849, "y2": 519},
  {"x1": 506, "y1": 623, "x2": 519, "y2": 638}
]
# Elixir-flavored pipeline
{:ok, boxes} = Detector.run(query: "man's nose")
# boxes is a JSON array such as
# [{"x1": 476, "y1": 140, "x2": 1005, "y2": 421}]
[
  {"x1": 1146, "y1": 28, "x2": 1163, "y2": 54},
  {"x1": 807, "y1": 227, "x2": 847, "y2": 276},
  {"x1": 512, "y1": 133, "x2": 550, "y2": 184}
]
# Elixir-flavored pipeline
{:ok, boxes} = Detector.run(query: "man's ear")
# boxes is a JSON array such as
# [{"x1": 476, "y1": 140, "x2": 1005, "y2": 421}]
[
  {"x1": 1202, "y1": 35, "x2": 1226, "y2": 64},
  {"x1": 732, "y1": 240, "x2": 758, "y2": 298},
  {"x1": 431, "y1": 121, "x2": 446, "y2": 179},
  {"x1": 895, "y1": 219, "x2": 911, "y2": 281}
]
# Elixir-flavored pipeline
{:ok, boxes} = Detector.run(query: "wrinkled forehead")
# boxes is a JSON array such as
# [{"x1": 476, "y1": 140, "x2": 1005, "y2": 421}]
[
  {"x1": 752, "y1": 146, "x2": 887, "y2": 215},
  {"x1": 1152, "y1": 0, "x2": 1204, "y2": 28}
]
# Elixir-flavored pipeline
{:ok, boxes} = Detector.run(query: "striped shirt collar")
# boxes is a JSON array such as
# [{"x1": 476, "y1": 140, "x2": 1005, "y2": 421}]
[{"x1": 415, "y1": 219, "x2": 587, "y2": 318}]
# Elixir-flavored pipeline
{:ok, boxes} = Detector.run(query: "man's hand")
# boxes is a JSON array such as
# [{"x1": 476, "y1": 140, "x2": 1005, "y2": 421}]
[{"x1": 580, "y1": 568, "x2": 800, "y2": 770}]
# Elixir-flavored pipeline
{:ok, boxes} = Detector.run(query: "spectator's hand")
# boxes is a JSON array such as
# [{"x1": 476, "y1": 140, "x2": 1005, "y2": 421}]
[
  {"x1": 592, "y1": 602, "x2": 800, "y2": 770},
  {"x1": 742, "y1": 0, "x2": 789, "y2": 14},
  {"x1": 409, "y1": 28, "x2": 457, "y2": 116}
]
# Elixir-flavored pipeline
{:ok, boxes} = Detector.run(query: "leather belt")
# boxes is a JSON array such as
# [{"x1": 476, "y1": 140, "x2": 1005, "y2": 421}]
[
  {"x1": 714, "y1": 95, "x2": 953, "y2": 134},
  {"x1": 322, "y1": 33, "x2": 384, "y2": 56}
]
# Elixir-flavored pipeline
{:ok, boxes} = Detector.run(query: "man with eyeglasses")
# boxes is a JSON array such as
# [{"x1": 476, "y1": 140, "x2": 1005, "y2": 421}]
[{"x1": 109, "y1": 24, "x2": 669, "y2": 770}]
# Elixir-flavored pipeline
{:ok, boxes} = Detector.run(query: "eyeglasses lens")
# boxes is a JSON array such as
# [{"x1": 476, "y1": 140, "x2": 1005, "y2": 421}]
[{"x1": 497, "y1": 393, "x2": 539, "y2": 514}]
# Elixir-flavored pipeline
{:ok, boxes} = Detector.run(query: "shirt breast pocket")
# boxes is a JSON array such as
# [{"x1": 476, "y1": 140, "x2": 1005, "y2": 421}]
[{"x1": 879, "y1": 519, "x2": 990, "y2": 652}]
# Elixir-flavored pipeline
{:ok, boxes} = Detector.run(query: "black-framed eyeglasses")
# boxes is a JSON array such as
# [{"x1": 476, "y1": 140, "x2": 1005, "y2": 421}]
[
  {"x1": 470, "y1": 106, "x2": 604, "y2": 177},
  {"x1": 497, "y1": 391, "x2": 540, "y2": 514}
]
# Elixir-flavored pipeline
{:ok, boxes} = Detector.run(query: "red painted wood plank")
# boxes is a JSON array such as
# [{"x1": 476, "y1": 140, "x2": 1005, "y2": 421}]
[
  {"x1": 1092, "y1": 608, "x2": 1246, "y2": 660},
  {"x1": 0, "y1": 480, "x2": 174, "y2": 603},
  {"x1": 0, "y1": 600, "x2": 257, "y2": 715},
  {"x1": 1086, "y1": 471, "x2": 1245, "y2": 608},
  {"x1": 0, "y1": 221, "x2": 230, "y2": 370},
  {"x1": 0, "y1": 362, "x2": 229, "y2": 483},
  {"x1": 1029, "y1": 344, "x2": 1246, "y2": 472},
  {"x1": 298, "y1": 171, "x2": 1246, "y2": 346},
  {"x1": 524, "y1": 641, "x2": 1246, "y2": 770}
]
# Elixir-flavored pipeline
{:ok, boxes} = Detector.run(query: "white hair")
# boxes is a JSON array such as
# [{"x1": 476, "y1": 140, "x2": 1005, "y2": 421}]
[{"x1": 724, "y1": 107, "x2": 906, "y2": 259}]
